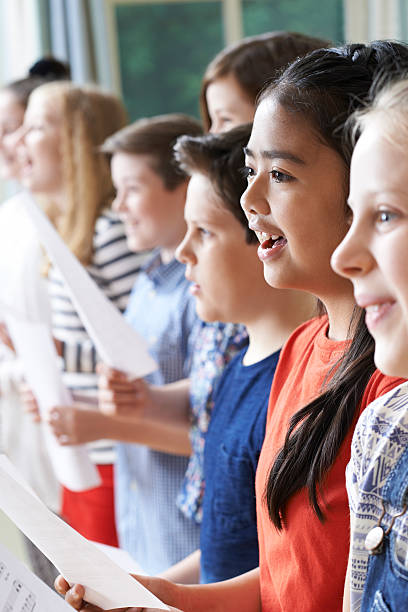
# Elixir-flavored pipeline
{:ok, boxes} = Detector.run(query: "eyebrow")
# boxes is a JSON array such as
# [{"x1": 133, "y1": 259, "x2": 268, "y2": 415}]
[{"x1": 243, "y1": 146, "x2": 305, "y2": 165}]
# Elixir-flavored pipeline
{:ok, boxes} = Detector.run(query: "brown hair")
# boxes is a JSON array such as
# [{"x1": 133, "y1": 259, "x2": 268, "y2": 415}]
[
  {"x1": 200, "y1": 31, "x2": 331, "y2": 131},
  {"x1": 101, "y1": 113, "x2": 203, "y2": 190},
  {"x1": 30, "y1": 81, "x2": 127, "y2": 266},
  {"x1": 174, "y1": 123, "x2": 256, "y2": 244},
  {"x1": 5, "y1": 57, "x2": 70, "y2": 108}
]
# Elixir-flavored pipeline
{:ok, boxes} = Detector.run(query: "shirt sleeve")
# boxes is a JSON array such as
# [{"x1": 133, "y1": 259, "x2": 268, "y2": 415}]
[{"x1": 59, "y1": 212, "x2": 147, "y2": 374}]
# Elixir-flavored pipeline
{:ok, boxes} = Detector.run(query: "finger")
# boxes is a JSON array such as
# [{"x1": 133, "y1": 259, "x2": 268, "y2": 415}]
[
  {"x1": 96, "y1": 363, "x2": 127, "y2": 380},
  {"x1": 98, "y1": 378, "x2": 136, "y2": 393},
  {"x1": 65, "y1": 584, "x2": 86, "y2": 610},
  {"x1": 54, "y1": 575, "x2": 70, "y2": 595}
]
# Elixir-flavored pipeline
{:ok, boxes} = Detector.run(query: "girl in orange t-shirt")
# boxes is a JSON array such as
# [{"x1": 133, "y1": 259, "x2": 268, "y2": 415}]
[{"x1": 58, "y1": 42, "x2": 408, "y2": 612}]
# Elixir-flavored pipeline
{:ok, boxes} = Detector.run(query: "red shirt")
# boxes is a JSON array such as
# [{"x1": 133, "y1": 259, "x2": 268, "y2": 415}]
[{"x1": 256, "y1": 316, "x2": 403, "y2": 611}]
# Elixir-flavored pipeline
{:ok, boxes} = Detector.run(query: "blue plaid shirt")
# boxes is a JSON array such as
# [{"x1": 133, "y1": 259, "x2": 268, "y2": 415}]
[{"x1": 115, "y1": 250, "x2": 200, "y2": 574}]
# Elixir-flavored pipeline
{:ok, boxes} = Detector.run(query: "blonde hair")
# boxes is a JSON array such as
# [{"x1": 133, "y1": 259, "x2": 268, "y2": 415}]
[
  {"x1": 351, "y1": 77, "x2": 408, "y2": 152},
  {"x1": 30, "y1": 82, "x2": 127, "y2": 265}
]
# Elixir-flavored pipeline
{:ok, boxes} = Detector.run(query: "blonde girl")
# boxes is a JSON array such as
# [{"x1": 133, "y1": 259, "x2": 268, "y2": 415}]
[
  {"x1": 19, "y1": 82, "x2": 146, "y2": 546},
  {"x1": 332, "y1": 77, "x2": 408, "y2": 612}
]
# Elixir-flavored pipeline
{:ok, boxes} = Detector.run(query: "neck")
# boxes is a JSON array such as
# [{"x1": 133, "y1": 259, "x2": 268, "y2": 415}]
[
  {"x1": 243, "y1": 289, "x2": 316, "y2": 365},
  {"x1": 320, "y1": 283, "x2": 357, "y2": 341},
  {"x1": 160, "y1": 247, "x2": 176, "y2": 264}
]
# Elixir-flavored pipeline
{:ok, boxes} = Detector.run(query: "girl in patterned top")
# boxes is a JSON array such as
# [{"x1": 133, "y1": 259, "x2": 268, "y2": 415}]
[
  {"x1": 18, "y1": 82, "x2": 146, "y2": 546},
  {"x1": 332, "y1": 76, "x2": 408, "y2": 612}
]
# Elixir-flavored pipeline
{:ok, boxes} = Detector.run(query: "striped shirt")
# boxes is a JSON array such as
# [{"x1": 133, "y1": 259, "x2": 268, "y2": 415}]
[{"x1": 48, "y1": 209, "x2": 149, "y2": 461}]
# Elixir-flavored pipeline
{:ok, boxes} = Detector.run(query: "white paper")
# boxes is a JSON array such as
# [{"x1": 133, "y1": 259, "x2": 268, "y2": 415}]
[
  {"x1": 1, "y1": 305, "x2": 101, "y2": 492},
  {"x1": 92, "y1": 542, "x2": 145, "y2": 575},
  {"x1": 0, "y1": 456, "x2": 168, "y2": 610},
  {"x1": 0, "y1": 542, "x2": 71, "y2": 611},
  {"x1": 21, "y1": 192, "x2": 157, "y2": 378}
]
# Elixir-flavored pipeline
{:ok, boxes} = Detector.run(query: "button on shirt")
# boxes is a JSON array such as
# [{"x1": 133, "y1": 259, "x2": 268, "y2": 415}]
[{"x1": 115, "y1": 250, "x2": 200, "y2": 574}]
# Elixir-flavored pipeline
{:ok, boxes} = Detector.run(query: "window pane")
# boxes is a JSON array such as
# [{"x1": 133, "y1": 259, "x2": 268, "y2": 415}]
[
  {"x1": 115, "y1": 2, "x2": 224, "y2": 121},
  {"x1": 243, "y1": 0, "x2": 344, "y2": 44}
]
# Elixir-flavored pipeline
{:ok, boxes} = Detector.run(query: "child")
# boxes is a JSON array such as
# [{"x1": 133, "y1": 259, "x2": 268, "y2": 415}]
[
  {"x1": 58, "y1": 41, "x2": 408, "y2": 612},
  {"x1": 52, "y1": 114, "x2": 203, "y2": 575},
  {"x1": 0, "y1": 56, "x2": 70, "y2": 587},
  {"x1": 178, "y1": 29, "x2": 332, "y2": 527},
  {"x1": 163, "y1": 125, "x2": 313, "y2": 584},
  {"x1": 332, "y1": 77, "x2": 408, "y2": 612},
  {"x1": 18, "y1": 82, "x2": 145, "y2": 547}
]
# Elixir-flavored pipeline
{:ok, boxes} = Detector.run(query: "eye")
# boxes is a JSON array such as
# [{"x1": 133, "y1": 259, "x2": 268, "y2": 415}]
[
  {"x1": 375, "y1": 208, "x2": 398, "y2": 227},
  {"x1": 242, "y1": 166, "x2": 255, "y2": 181},
  {"x1": 345, "y1": 205, "x2": 353, "y2": 227},
  {"x1": 198, "y1": 227, "x2": 212, "y2": 237},
  {"x1": 270, "y1": 169, "x2": 292, "y2": 183}
]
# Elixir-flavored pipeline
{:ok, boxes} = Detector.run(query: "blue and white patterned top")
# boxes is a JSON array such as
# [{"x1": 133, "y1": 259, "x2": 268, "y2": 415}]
[
  {"x1": 115, "y1": 249, "x2": 200, "y2": 575},
  {"x1": 177, "y1": 321, "x2": 248, "y2": 523},
  {"x1": 347, "y1": 381, "x2": 408, "y2": 612}
]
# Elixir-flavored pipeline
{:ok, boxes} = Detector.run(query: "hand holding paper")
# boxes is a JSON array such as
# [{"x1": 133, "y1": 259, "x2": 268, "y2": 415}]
[
  {"x1": 0, "y1": 304, "x2": 100, "y2": 492},
  {"x1": 0, "y1": 456, "x2": 168, "y2": 610}
]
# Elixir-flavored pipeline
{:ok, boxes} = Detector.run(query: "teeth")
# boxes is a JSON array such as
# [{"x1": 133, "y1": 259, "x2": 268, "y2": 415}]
[
  {"x1": 271, "y1": 235, "x2": 281, "y2": 240},
  {"x1": 366, "y1": 305, "x2": 380, "y2": 312}
]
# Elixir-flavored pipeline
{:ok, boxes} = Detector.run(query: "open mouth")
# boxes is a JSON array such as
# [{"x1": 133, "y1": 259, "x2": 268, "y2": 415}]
[{"x1": 260, "y1": 233, "x2": 287, "y2": 250}]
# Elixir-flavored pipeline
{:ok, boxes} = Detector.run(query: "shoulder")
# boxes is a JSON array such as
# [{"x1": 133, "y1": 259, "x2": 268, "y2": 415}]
[
  {"x1": 282, "y1": 315, "x2": 327, "y2": 352},
  {"x1": 360, "y1": 370, "x2": 407, "y2": 414},
  {"x1": 93, "y1": 209, "x2": 127, "y2": 247},
  {"x1": 272, "y1": 315, "x2": 327, "y2": 374}
]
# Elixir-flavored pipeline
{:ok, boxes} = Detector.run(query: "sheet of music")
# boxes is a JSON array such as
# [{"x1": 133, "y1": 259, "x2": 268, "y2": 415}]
[{"x1": 0, "y1": 542, "x2": 70, "y2": 612}]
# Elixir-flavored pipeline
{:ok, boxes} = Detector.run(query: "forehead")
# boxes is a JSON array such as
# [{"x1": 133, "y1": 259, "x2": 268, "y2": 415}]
[
  {"x1": 248, "y1": 97, "x2": 322, "y2": 160},
  {"x1": 25, "y1": 90, "x2": 62, "y2": 122},
  {"x1": 206, "y1": 73, "x2": 250, "y2": 108},
  {"x1": 111, "y1": 151, "x2": 159, "y2": 179},
  {"x1": 185, "y1": 172, "x2": 232, "y2": 219},
  {"x1": 350, "y1": 119, "x2": 408, "y2": 203},
  {"x1": 0, "y1": 90, "x2": 24, "y2": 115}
]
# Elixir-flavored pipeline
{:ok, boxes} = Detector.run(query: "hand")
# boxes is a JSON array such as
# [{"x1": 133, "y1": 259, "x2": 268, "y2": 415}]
[
  {"x1": 97, "y1": 363, "x2": 152, "y2": 418},
  {"x1": 48, "y1": 404, "x2": 103, "y2": 445},
  {"x1": 0, "y1": 322, "x2": 14, "y2": 352},
  {"x1": 54, "y1": 575, "x2": 183, "y2": 612},
  {"x1": 20, "y1": 383, "x2": 41, "y2": 423}
]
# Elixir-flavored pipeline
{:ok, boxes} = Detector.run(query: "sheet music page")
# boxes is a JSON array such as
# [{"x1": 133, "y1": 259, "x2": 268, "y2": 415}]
[
  {"x1": 1, "y1": 307, "x2": 100, "y2": 492},
  {"x1": 21, "y1": 192, "x2": 157, "y2": 379},
  {"x1": 0, "y1": 456, "x2": 168, "y2": 610},
  {"x1": 0, "y1": 542, "x2": 71, "y2": 612}
]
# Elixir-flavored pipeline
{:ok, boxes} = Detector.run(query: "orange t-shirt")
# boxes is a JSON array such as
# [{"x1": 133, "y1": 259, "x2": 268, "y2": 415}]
[{"x1": 255, "y1": 316, "x2": 404, "y2": 612}]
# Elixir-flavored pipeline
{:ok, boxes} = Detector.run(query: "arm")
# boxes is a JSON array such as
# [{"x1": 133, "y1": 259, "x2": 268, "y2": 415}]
[
  {"x1": 159, "y1": 550, "x2": 201, "y2": 585},
  {"x1": 50, "y1": 379, "x2": 191, "y2": 455},
  {"x1": 56, "y1": 567, "x2": 261, "y2": 612}
]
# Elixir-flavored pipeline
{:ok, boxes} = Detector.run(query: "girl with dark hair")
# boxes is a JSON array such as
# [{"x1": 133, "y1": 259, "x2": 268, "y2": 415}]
[{"x1": 57, "y1": 41, "x2": 408, "y2": 612}]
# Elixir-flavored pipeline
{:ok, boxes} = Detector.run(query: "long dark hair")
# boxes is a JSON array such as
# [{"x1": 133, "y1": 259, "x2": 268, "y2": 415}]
[{"x1": 263, "y1": 41, "x2": 408, "y2": 529}]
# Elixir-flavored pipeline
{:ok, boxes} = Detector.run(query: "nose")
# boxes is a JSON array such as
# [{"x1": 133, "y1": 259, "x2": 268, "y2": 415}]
[
  {"x1": 240, "y1": 174, "x2": 271, "y2": 217},
  {"x1": 175, "y1": 229, "x2": 195, "y2": 265},
  {"x1": 112, "y1": 190, "x2": 126, "y2": 214},
  {"x1": 331, "y1": 222, "x2": 374, "y2": 280},
  {"x1": 10, "y1": 125, "x2": 27, "y2": 147}
]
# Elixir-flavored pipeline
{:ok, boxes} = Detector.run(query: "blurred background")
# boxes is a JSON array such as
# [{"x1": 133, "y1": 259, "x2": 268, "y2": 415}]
[{"x1": 1, "y1": 0, "x2": 407, "y2": 125}]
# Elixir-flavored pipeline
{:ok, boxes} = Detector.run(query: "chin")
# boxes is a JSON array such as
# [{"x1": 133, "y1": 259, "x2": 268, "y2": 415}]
[
  {"x1": 374, "y1": 347, "x2": 408, "y2": 379},
  {"x1": 195, "y1": 305, "x2": 219, "y2": 324}
]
